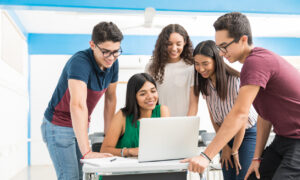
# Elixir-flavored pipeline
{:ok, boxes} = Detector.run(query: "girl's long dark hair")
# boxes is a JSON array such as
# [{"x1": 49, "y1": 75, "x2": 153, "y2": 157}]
[
  {"x1": 121, "y1": 73, "x2": 158, "y2": 126},
  {"x1": 193, "y1": 40, "x2": 240, "y2": 100},
  {"x1": 148, "y1": 24, "x2": 194, "y2": 83}
]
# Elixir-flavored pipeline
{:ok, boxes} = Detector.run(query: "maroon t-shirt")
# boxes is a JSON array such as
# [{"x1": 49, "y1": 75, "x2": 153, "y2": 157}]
[{"x1": 240, "y1": 47, "x2": 300, "y2": 139}]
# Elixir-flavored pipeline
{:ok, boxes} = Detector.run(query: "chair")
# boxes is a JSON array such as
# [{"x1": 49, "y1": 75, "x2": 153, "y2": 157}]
[{"x1": 89, "y1": 132, "x2": 105, "y2": 152}]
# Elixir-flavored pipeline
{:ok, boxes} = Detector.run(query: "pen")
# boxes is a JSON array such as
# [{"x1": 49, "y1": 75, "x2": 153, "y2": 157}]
[{"x1": 110, "y1": 158, "x2": 117, "y2": 162}]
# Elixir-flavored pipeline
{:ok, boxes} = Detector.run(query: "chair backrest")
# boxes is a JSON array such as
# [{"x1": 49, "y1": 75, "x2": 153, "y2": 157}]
[{"x1": 201, "y1": 132, "x2": 216, "y2": 146}]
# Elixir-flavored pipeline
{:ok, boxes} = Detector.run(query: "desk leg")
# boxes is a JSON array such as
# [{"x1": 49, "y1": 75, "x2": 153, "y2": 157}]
[{"x1": 103, "y1": 172, "x2": 186, "y2": 180}]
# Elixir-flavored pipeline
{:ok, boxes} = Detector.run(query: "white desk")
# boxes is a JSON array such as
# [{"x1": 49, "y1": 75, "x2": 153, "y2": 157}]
[{"x1": 82, "y1": 157, "x2": 189, "y2": 180}]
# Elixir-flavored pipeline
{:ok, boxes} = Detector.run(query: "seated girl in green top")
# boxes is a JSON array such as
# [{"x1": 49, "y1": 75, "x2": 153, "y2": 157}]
[{"x1": 100, "y1": 73, "x2": 170, "y2": 157}]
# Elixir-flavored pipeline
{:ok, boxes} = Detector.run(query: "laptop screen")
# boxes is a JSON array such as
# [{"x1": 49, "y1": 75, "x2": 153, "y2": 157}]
[{"x1": 138, "y1": 116, "x2": 200, "y2": 162}]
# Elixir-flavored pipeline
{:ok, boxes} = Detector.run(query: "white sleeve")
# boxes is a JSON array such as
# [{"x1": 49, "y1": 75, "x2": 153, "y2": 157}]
[{"x1": 189, "y1": 65, "x2": 195, "y2": 87}]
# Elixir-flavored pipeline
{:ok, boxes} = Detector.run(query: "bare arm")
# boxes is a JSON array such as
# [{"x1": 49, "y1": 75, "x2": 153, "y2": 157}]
[
  {"x1": 253, "y1": 116, "x2": 272, "y2": 158},
  {"x1": 203, "y1": 85, "x2": 260, "y2": 159},
  {"x1": 182, "y1": 85, "x2": 260, "y2": 173},
  {"x1": 69, "y1": 79, "x2": 112, "y2": 158},
  {"x1": 104, "y1": 82, "x2": 117, "y2": 134},
  {"x1": 187, "y1": 86, "x2": 199, "y2": 116},
  {"x1": 69, "y1": 79, "x2": 90, "y2": 154},
  {"x1": 244, "y1": 116, "x2": 272, "y2": 179},
  {"x1": 160, "y1": 105, "x2": 170, "y2": 117},
  {"x1": 207, "y1": 103, "x2": 234, "y2": 170},
  {"x1": 232, "y1": 123, "x2": 246, "y2": 154},
  {"x1": 100, "y1": 110, "x2": 126, "y2": 156}
]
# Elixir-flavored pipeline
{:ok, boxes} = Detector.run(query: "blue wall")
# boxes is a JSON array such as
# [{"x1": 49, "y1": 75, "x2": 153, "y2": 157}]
[{"x1": 28, "y1": 34, "x2": 300, "y2": 56}]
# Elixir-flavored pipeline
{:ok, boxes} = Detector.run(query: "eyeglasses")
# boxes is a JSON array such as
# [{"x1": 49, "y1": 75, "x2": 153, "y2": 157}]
[
  {"x1": 216, "y1": 39, "x2": 237, "y2": 53},
  {"x1": 95, "y1": 44, "x2": 122, "y2": 58}
]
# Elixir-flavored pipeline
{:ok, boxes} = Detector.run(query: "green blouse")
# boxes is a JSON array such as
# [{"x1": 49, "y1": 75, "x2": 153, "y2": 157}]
[
  {"x1": 116, "y1": 104, "x2": 161, "y2": 149},
  {"x1": 99, "y1": 105, "x2": 161, "y2": 180}
]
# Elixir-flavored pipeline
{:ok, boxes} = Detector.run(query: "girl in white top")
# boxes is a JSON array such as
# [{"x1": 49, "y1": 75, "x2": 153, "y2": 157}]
[{"x1": 145, "y1": 24, "x2": 198, "y2": 116}]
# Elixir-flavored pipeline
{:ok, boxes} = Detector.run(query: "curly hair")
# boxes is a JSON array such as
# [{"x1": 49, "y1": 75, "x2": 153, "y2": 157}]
[{"x1": 148, "y1": 24, "x2": 194, "y2": 83}]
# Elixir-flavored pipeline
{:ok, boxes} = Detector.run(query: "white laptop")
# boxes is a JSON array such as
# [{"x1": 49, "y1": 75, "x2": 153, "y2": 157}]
[{"x1": 138, "y1": 116, "x2": 200, "y2": 162}]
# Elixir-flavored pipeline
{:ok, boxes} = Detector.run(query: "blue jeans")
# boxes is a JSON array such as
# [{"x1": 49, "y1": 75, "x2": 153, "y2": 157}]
[
  {"x1": 221, "y1": 124, "x2": 257, "y2": 180},
  {"x1": 41, "y1": 117, "x2": 83, "y2": 180}
]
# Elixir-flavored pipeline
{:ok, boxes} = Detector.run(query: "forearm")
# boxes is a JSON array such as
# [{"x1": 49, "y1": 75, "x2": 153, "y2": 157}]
[
  {"x1": 70, "y1": 104, "x2": 90, "y2": 155},
  {"x1": 253, "y1": 116, "x2": 272, "y2": 158},
  {"x1": 187, "y1": 87, "x2": 199, "y2": 116},
  {"x1": 100, "y1": 146, "x2": 122, "y2": 156},
  {"x1": 232, "y1": 124, "x2": 246, "y2": 153},
  {"x1": 187, "y1": 104, "x2": 198, "y2": 116},
  {"x1": 104, "y1": 96, "x2": 116, "y2": 134},
  {"x1": 101, "y1": 146, "x2": 136, "y2": 157},
  {"x1": 204, "y1": 111, "x2": 248, "y2": 159}
]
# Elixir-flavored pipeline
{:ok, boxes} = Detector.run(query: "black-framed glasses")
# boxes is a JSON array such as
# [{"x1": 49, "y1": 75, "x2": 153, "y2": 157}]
[
  {"x1": 95, "y1": 44, "x2": 122, "y2": 58},
  {"x1": 216, "y1": 39, "x2": 237, "y2": 53}
]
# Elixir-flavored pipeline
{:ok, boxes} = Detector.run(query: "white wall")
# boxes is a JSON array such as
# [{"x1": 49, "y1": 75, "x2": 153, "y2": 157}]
[{"x1": 0, "y1": 11, "x2": 28, "y2": 180}]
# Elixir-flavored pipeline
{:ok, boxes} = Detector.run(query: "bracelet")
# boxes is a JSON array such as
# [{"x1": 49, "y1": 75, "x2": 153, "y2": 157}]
[
  {"x1": 121, "y1": 147, "x2": 127, "y2": 157},
  {"x1": 252, "y1": 157, "x2": 263, "y2": 163},
  {"x1": 81, "y1": 150, "x2": 91, "y2": 159},
  {"x1": 200, "y1": 152, "x2": 212, "y2": 163},
  {"x1": 231, "y1": 152, "x2": 239, "y2": 156}
]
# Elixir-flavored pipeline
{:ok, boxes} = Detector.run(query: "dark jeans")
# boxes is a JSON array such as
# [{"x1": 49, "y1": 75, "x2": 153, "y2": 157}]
[
  {"x1": 222, "y1": 124, "x2": 257, "y2": 180},
  {"x1": 247, "y1": 135, "x2": 300, "y2": 180}
]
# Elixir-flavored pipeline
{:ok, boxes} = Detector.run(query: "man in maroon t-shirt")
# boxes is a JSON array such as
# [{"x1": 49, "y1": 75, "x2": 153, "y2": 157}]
[{"x1": 182, "y1": 12, "x2": 300, "y2": 180}]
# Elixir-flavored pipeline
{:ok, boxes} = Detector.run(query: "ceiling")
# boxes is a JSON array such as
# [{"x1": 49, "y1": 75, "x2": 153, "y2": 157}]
[
  {"x1": 10, "y1": 9, "x2": 300, "y2": 37},
  {"x1": 1, "y1": 0, "x2": 300, "y2": 37}
]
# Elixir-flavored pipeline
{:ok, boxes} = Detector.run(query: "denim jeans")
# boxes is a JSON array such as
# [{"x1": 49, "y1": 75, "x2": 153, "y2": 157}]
[
  {"x1": 221, "y1": 124, "x2": 257, "y2": 180},
  {"x1": 41, "y1": 117, "x2": 83, "y2": 180}
]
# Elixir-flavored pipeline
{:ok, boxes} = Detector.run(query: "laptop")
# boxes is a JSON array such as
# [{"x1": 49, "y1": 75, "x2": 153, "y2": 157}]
[{"x1": 138, "y1": 116, "x2": 200, "y2": 162}]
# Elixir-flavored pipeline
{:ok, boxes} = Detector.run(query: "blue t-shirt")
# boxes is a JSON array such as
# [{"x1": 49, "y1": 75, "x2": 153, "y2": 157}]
[{"x1": 44, "y1": 48, "x2": 119, "y2": 127}]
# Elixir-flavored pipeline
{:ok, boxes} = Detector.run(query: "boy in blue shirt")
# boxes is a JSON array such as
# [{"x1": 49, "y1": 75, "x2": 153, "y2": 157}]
[{"x1": 41, "y1": 22, "x2": 123, "y2": 180}]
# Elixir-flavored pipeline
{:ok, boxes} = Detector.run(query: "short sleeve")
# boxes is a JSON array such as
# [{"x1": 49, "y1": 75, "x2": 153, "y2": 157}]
[
  {"x1": 111, "y1": 59, "x2": 119, "y2": 83},
  {"x1": 230, "y1": 76, "x2": 240, "y2": 100},
  {"x1": 67, "y1": 55, "x2": 91, "y2": 84},
  {"x1": 188, "y1": 65, "x2": 195, "y2": 87},
  {"x1": 240, "y1": 56, "x2": 273, "y2": 89}
]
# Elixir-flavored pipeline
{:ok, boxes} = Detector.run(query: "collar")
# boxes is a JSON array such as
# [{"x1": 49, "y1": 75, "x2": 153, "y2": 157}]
[{"x1": 88, "y1": 48, "x2": 113, "y2": 74}]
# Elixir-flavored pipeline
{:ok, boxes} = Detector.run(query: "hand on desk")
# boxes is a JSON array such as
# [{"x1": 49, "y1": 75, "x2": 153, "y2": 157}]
[
  {"x1": 181, "y1": 155, "x2": 209, "y2": 173},
  {"x1": 128, "y1": 148, "x2": 139, "y2": 157},
  {"x1": 84, "y1": 152, "x2": 113, "y2": 159}
]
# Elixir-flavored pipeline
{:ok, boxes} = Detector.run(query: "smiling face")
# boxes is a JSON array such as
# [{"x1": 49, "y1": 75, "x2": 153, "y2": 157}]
[
  {"x1": 90, "y1": 40, "x2": 121, "y2": 70},
  {"x1": 167, "y1": 32, "x2": 185, "y2": 63},
  {"x1": 136, "y1": 81, "x2": 158, "y2": 111},
  {"x1": 194, "y1": 54, "x2": 215, "y2": 79},
  {"x1": 215, "y1": 30, "x2": 246, "y2": 63}
]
